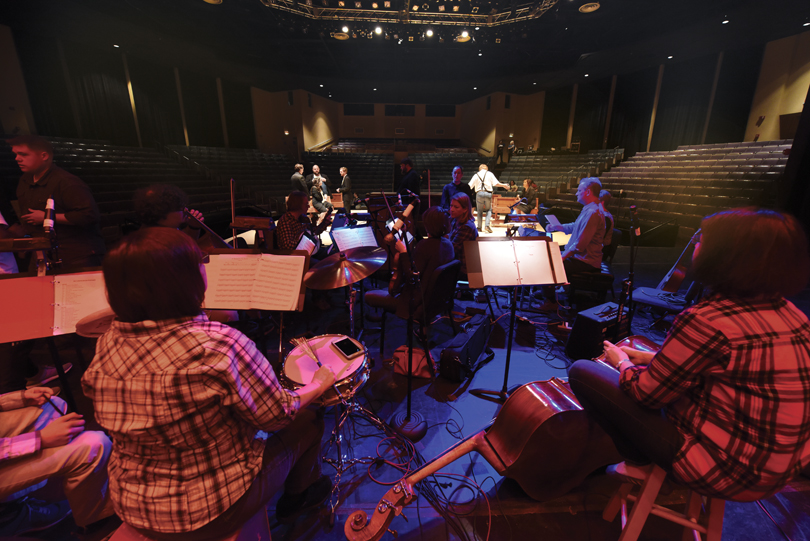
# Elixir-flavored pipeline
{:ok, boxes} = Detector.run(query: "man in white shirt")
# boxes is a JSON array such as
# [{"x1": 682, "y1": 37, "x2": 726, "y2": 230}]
[{"x1": 468, "y1": 164, "x2": 508, "y2": 233}]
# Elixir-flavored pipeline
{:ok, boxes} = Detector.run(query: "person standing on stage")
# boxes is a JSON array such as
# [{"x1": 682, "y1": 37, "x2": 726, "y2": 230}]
[
  {"x1": 570, "y1": 208, "x2": 810, "y2": 502},
  {"x1": 306, "y1": 165, "x2": 330, "y2": 195},
  {"x1": 337, "y1": 167, "x2": 354, "y2": 210},
  {"x1": 468, "y1": 164, "x2": 508, "y2": 234},
  {"x1": 397, "y1": 158, "x2": 420, "y2": 197},
  {"x1": 6, "y1": 135, "x2": 105, "y2": 269},
  {"x1": 291, "y1": 164, "x2": 307, "y2": 194},
  {"x1": 496, "y1": 140, "x2": 504, "y2": 165},
  {"x1": 507, "y1": 140, "x2": 516, "y2": 162},
  {"x1": 440, "y1": 166, "x2": 473, "y2": 211},
  {"x1": 83, "y1": 227, "x2": 337, "y2": 536}
]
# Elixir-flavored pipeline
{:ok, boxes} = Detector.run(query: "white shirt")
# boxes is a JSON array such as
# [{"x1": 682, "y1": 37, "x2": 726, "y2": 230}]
[{"x1": 468, "y1": 170, "x2": 506, "y2": 193}]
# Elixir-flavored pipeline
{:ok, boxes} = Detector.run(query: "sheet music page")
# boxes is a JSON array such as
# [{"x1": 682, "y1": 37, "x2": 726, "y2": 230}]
[
  {"x1": 252, "y1": 254, "x2": 306, "y2": 311},
  {"x1": 512, "y1": 241, "x2": 562, "y2": 286},
  {"x1": 332, "y1": 227, "x2": 377, "y2": 251},
  {"x1": 53, "y1": 272, "x2": 109, "y2": 335},
  {"x1": 467, "y1": 241, "x2": 522, "y2": 287},
  {"x1": 203, "y1": 254, "x2": 262, "y2": 310}
]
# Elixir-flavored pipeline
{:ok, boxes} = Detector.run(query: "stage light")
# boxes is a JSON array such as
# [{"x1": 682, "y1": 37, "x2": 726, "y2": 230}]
[
  {"x1": 584, "y1": 74, "x2": 589, "y2": 77},
  {"x1": 438, "y1": 5, "x2": 444, "y2": 11},
  {"x1": 578, "y1": 2, "x2": 600, "y2": 13},
  {"x1": 495, "y1": 38, "x2": 501, "y2": 43},
  {"x1": 478, "y1": 52, "x2": 482, "y2": 56},
  {"x1": 342, "y1": 25, "x2": 349, "y2": 32},
  {"x1": 372, "y1": 2, "x2": 378, "y2": 7},
  {"x1": 461, "y1": 30, "x2": 468, "y2": 38},
  {"x1": 412, "y1": 4, "x2": 418, "y2": 10},
  {"x1": 422, "y1": 3, "x2": 429, "y2": 10},
  {"x1": 722, "y1": 19, "x2": 729, "y2": 24},
  {"x1": 355, "y1": 1, "x2": 361, "y2": 6},
  {"x1": 203, "y1": 0, "x2": 222, "y2": 4},
  {"x1": 284, "y1": 130, "x2": 290, "y2": 135},
  {"x1": 384, "y1": 0, "x2": 391, "y2": 6},
  {"x1": 408, "y1": 36, "x2": 414, "y2": 41},
  {"x1": 320, "y1": 84, "x2": 324, "y2": 87},
  {"x1": 667, "y1": 55, "x2": 673, "y2": 59},
  {"x1": 533, "y1": 82, "x2": 537, "y2": 85},
  {"x1": 375, "y1": 26, "x2": 382, "y2": 34},
  {"x1": 374, "y1": 88, "x2": 377, "y2": 91},
  {"x1": 305, "y1": 0, "x2": 312, "y2": 5},
  {"x1": 804, "y1": 22, "x2": 809, "y2": 26},
  {"x1": 452, "y1": 5, "x2": 459, "y2": 11},
  {"x1": 338, "y1": 0, "x2": 345, "y2": 5},
  {"x1": 473, "y1": 87, "x2": 477, "y2": 90},
  {"x1": 426, "y1": 29, "x2": 433, "y2": 37},
  {"x1": 113, "y1": 44, "x2": 120, "y2": 48},
  {"x1": 475, "y1": 26, "x2": 479, "y2": 30}
]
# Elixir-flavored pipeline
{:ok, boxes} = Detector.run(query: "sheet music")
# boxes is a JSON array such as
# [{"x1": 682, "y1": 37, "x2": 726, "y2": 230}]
[
  {"x1": 204, "y1": 253, "x2": 305, "y2": 311},
  {"x1": 53, "y1": 272, "x2": 109, "y2": 335},
  {"x1": 465, "y1": 239, "x2": 566, "y2": 288},
  {"x1": 295, "y1": 234, "x2": 317, "y2": 255},
  {"x1": 331, "y1": 226, "x2": 377, "y2": 251}
]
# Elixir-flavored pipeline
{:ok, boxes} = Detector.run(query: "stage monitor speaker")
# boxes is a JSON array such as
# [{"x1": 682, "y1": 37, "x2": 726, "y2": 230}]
[{"x1": 565, "y1": 302, "x2": 630, "y2": 360}]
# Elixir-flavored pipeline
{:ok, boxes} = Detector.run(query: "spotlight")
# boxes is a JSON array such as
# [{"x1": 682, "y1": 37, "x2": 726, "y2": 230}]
[
  {"x1": 375, "y1": 26, "x2": 382, "y2": 34},
  {"x1": 438, "y1": 5, "x2": 444, "y2": 11},
  {"x1": 478, "y1": 51, "x2": 482, "y2": 56},
  {"x1": 384, "y1": 0, "x2": 391, "y2": 6},
  {"x1": 422, "y1": 3, "x2": 429, "y2": 9},
  {"x1": 578, "y1": 2, "x2": 600, "y2": 13},
  {"x1": 355, "y1": 1, "x2": 361, "y2": 6},
  {"x1": 372, "y1": 1, "x2": 378, "y2": 6},
  {"x1": 471, "y1": 6, "x2": 478, "y2": 13},
  {"x1": 305, "y1": 0, "x2": 312, "y2": 5},
  {"x1": 342, "y1": 25, "x2": 349, "y2": 32},
  {"x1": 408, "y1": 36, "x2": 414, "y2": 41},
  {"x1": 452, "y1": 5, "x2": 458, "y2": 11},
  {"x1": 533, "y1": 82, "x2": 536, "y2": 85},
  {"x1": 462, "y1": 30, "x2": 468, "y2": 38},
  {"x1": 426, "y1": 28, "x2": 433, "y2": 37},
  {"x1": 495, "y1": 38, "x2": 501, "y2": 43},
  {"x1": 374, "y1": 88, "x2": 377, "y2": 91},
  {"x1": 804, "y1": 22, "x2": 810, "y2": 27},
  {"x1": 338, "y1": 0, "x2": 344, "y2": 5},
  {"x1": 284, "y1": 130, "x2": 290, "y2": 135},
  {"x1": 412, "y1": 4, "x2": 418, "y2": 10}
]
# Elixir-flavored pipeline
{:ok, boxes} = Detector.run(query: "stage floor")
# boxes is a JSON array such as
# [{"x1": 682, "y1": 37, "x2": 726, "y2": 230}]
[{"x1": 31, "y1": 245, "x2": 810, "y2": 541}]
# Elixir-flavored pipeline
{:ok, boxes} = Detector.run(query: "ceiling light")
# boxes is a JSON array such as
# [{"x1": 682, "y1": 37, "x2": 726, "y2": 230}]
[
  {"x1": 284, "y1": 130, "x2": 290, "y2": 135},
  {"x1": 533, "y1": 82, "x2": 537, "y2": 85},
  {"x1": 804, "y1": 22, "x2": 809, "y2": 26},
  {"x1": 475, "y1": 27, "x2": 480, "y2": 30},
  {"x1": 452, "y1": 5, "x2": 459, "y2": 11},
  {"x1": 422, "y1": 3, "x2": 429, "y2": 9},
  {"x1": 478, "y1": 52, "x2": 482, "y2": 56},
  {"x1": 375, "y1": 26, "x2": 382, "y2": 34},
  {"x1": 412, "y1": 4, "x2": 418, "y2": 10},
  {"x1": 667, "y1": 55, "x2": 673, "y2": 59},
  {"x1": 462, "y1": 30, "x2": 468, "y2": 38},
  {"x1": 722, "y1": 19, "x2": 729, "y2": 24},
  {"x1": 372, "y1": 2, "x2": 378, "y2": 7},
  {"x1": 373, "y1": 88, "x2": 377, "y2": 91},
  {"x1": 320, "y1": 84, "x2": 324, "y2": 87},
  {"x1": 495, "y1": 38, "x2": 501, "y2": 44},
  {"x1": 438, "y1": 5, "x2": 445, "y2": 11},
  {"x1": 426, "y1": 29, "x2": 433, "y2": 37},
  {"x1": 408, "y1": 36, "x2": 414, "y2": 41},
  {"x1": 342, "y1": 25, "x2": 349, "y2": 32},
  {"x1": 473, "y1": 87, "x2": 477, "y2": 90},
  {"x1": 203, "y1": 0, "x2": 222, "y2": 4},
  {"x1": 113, "y1": 44, "x2": 120, "y2": 48},
  {"x1": 578, "y1": 2, "x2": 600, "y2": 13},
  {"x1": 353, "y1": 1, "x2": 360, "y2": 7},
  {"x1": 338, "y1": 0, "x2": 344, "y2": 5},
  {"x1": 384, "y1": 0, "x2": 391, "y2": 6},
  {"x1": 584, "y1": 74, "x2": 589, "y2": 77},
  {"x1": 334, "y1": 32, "x2": 349, "y2": 40}
]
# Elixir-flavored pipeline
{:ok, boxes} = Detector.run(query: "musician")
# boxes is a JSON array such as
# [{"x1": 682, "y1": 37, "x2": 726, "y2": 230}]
[
  {"x1": 516, "y1": 179, "x2": 538, "y2": 214},
  {"x1": 305, "y1": 165, "x2": 330, "y2": 195},
  {"x1": 310, "y1": 177, "x2": 333, "y2": 216},
  {"x1": 365, "y1": 206, "x2": 453, "y2": 318},
  {"x1": 468, "y1": 164, "x2": 507, "y2": 234},
  {"x1": 545, "y1": 177, "x2": 606, "y2": 273},
  {"x1": 569, "y1": 208, "x2": 810, "y2": 501},
  {"x1": 291, "y1": 164, "x2": 307, "y2": 194},
  {"x1": 6, "y1": 135, "x2": 105, "y2": 269},
  {"x1": 133, "y1": 184, "x2": 205, "y2": 241},
  {"x1": 439, "y1": 166, "x2": 472, "y2": 211},
  {"x1": 397, "y1": 158, "x2": 420, "y2": 197},
  {"x1": 82, "y1": 227, "x2": 337, "y2": 537},
  {"x1": 448, "y1": 193, "x2": 478, "y2": 276}
]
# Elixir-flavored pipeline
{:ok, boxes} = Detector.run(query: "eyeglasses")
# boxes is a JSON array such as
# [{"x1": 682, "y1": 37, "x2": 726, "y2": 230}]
[{"x1": 200, "y1": 252, "x2": 210, "y2": 264}]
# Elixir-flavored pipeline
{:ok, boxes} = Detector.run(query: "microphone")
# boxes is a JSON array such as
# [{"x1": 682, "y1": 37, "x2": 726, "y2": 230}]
[{"x1": 509, "y1": 198, "x2": 527, "y2": 210}]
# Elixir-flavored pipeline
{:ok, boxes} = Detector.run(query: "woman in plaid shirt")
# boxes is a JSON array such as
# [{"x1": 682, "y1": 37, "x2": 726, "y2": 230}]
[
  {"x1": 83, "y1": 228, "x2": 336, "y2": 538},
  {"x1": 570, "y1": 208, "x2": 810, "y2": 501}
]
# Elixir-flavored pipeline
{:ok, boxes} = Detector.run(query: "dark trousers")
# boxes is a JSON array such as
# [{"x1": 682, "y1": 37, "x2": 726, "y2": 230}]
[
  {"x1": 568, "y1": 360, "x2": 682, "y2": 471},
  {"x1": 136, "y1": 408, "x2": 325, "y2": 541}
]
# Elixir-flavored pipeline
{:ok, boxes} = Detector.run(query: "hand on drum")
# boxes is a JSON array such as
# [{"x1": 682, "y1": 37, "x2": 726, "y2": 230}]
[{"x1": 313, "y1": 364, "x2": 337, "y2": 393}]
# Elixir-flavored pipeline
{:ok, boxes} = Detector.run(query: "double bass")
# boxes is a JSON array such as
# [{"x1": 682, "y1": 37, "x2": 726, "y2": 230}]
[{"x1": 344, "y1": 377, "x2": 622, "y2": 541}]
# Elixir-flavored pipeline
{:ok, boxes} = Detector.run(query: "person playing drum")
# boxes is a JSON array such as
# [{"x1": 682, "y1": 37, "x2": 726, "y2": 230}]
[{"x1": 82, "y1": 227, "x2": 337, "y2": 538}]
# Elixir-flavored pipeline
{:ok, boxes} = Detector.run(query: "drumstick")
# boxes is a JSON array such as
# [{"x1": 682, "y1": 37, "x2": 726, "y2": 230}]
[{"x1": 290, "y1": 338, "x2": 345, "y2": 402}]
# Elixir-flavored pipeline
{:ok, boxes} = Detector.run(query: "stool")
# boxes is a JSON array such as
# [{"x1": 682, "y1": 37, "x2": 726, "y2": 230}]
[
  {"x1": 603, "y1": 462, "x2": 725, "y2": 541},
  {"x1": 109, "y1": 508, "x2": 271, "y2": 541}
]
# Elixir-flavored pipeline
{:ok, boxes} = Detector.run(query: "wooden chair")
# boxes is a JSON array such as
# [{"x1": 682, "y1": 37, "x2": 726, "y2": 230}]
[
  {"x1": 603, "y1": 462, "x2": 725, "y2": 541},
  {"x1": 109, "y1": 508, "x2": 271, "y2": 541}
]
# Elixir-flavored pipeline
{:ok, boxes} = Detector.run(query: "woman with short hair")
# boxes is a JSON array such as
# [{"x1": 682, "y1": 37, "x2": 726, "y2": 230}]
[
  {"x1": 569, "y1": 208, "x2": 810, "y2": 501},
  {"x1": 82, "y1": 228, "x2": 336, "y2": 539}
]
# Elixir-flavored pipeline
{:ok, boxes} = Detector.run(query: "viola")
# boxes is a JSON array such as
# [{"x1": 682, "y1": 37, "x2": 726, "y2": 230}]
[
  {"x1": 657, "y1": 228, "x2": 701, "y2": 293},
  {"x1": 344, "y1": 377, "x2": 622, "y2": 541}
]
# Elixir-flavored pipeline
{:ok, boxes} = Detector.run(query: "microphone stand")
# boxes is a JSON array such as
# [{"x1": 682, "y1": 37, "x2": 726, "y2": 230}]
[
  {"x1": 614, "y1": 205, "x2": 639, "y2": 340},
  {"x1": 388, "y1": 207, "x2": 428, "y2": 442}
]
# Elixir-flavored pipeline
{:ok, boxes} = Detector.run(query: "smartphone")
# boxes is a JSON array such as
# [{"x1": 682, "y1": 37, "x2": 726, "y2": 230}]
[{"x1": 332, "y1": 337, "x2": 364, "y2": 360}]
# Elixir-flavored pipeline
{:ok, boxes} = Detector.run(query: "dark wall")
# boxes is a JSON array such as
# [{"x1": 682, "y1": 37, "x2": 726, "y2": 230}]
[
  {"x1": 128, "y1": 57, "x2": 185, "y2": 146},
  {"x1": 572, "y1": 77, "x2": 612, "y2": 153},
  {"x1": 539, "y1": 86, "x2": 572, "y2": 150},
  {"x1": 222, "y1": 79, "x2": 256, "y2": 149},
  {"x1": 705, "y1": 45, "x2": 764, "y2": 144},
  {"x1": 607, "y1": 66, "x2": 658, "y2": 157}
]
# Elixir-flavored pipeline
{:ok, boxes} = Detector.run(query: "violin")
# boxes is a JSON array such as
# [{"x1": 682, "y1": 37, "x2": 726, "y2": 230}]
[
  {"x1": 386, "y1": 196, "x2": 419, "y2": 296},
  {"x1": 657, "y1": 228, "x2": 701, "y2": 293},
  {"x1": 345, "y1": 377, "x2": 622, "y2": 541}
]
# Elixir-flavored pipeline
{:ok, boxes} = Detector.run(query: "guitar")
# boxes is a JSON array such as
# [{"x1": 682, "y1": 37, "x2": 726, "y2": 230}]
[
  {"x1": 656, "y1": 228, "x2": 701, "y2": 293},
  {"x1": 344, "y1": 377, "x2": 622, "y2": 541}
]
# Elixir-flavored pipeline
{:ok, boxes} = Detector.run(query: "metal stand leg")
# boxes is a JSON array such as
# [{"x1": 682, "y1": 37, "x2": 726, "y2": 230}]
[{"x1": 46, "y1": 337, "x2": 78, "y2": 413}]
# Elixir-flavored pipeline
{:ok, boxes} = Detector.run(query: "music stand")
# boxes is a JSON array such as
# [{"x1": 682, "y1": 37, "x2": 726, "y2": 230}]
[{"x1": 465, "y1": 237, "x2": 567, "y2": 402}]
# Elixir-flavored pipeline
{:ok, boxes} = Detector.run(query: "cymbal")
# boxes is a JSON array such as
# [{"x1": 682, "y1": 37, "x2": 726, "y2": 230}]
[{"x1": 304, "y1": 246, "x2": 388, "y2": 290}]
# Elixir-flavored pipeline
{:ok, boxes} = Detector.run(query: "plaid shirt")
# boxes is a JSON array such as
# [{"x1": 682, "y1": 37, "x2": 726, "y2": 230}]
[
  {"x1": 81, "y1": 315, "x2": 300, "y2": 533},
  {"x1": 0, "y1": 391, "x2": 40, "y2": 462},
  {"x1": 621, "y1": 294, "x2": 810, "y2": 500},
  {"x1": 449, "y1": 218, "x2": 478, "y2": 274},
  {"x1": 276, "y1": 211, "x2": 311, "y2": 250}
]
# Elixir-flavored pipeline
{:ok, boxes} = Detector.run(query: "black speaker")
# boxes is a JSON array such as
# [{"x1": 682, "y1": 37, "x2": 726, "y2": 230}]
[{"x1": 565, "y1": 302, "x2": 630, "y2": 360}]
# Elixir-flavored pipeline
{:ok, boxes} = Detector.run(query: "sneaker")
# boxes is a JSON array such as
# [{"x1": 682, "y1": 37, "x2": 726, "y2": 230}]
[
  {"x1": 276, "y1": 475, "x2": 333, "y2": 524},
  {"x1": 26, "y1": 364, "x2": 73, "y2": 388},
  {"x1": 0, "y1": 498, "x2": 72, "y2": 536}
]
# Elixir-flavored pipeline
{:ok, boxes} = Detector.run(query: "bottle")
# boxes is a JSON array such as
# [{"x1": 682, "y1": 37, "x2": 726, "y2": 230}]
[{"x1": 43, "y1": 198, "x2": 56, "y2": 235}]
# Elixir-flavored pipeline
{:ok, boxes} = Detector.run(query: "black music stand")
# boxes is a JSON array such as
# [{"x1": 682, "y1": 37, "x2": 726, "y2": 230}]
[{"x1": 465, "y1": 237, "x2": 567, "y2": 403}]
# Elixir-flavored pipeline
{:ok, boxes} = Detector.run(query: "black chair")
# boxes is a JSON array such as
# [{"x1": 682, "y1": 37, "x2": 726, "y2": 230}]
[{"x1": 367, "y1": 260, "x2": 461, "y2": 355}]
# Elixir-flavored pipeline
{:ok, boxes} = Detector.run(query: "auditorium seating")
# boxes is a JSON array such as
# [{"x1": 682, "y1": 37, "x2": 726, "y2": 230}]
[
  {"x1": 546, "y1": 140, "x2": 792, "y2": 235},
  {"x1": 499, "y1": 149, "x2": 625, "y2": 196}
]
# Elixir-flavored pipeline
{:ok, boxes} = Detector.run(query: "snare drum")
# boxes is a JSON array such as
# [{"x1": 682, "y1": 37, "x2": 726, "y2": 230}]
[{"x1": 281, "y1": 334, "x2": 369, "y2": 406}]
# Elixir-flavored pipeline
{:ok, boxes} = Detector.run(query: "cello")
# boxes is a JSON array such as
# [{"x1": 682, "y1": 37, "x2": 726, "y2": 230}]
[{"x1": 344, "y1": 377, "x2": 622, "y2": 541}]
